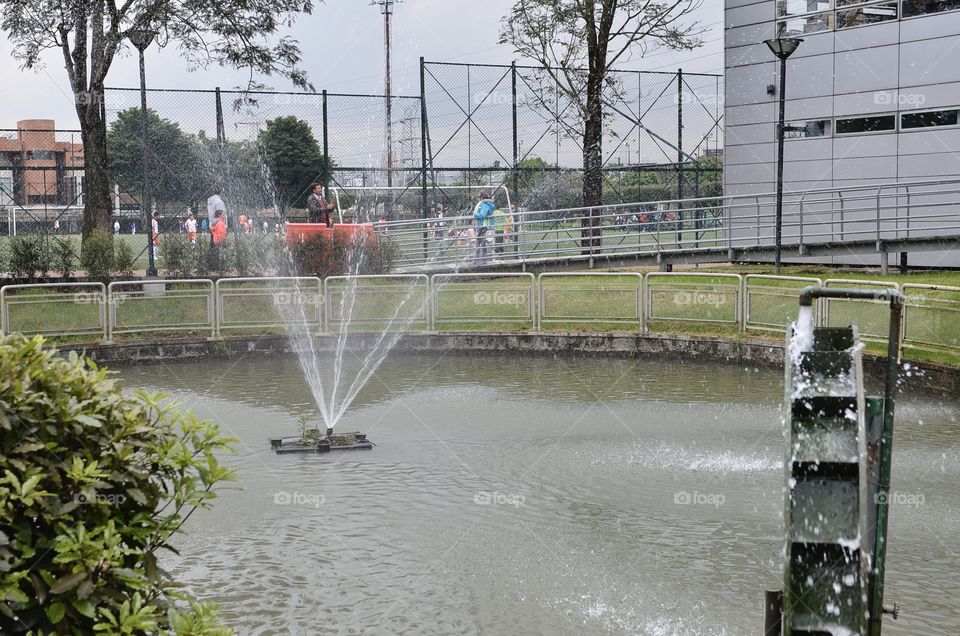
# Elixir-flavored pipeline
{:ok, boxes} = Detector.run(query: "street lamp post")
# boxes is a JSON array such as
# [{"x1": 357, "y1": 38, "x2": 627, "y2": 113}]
[
  {"x1": 128, "y1": 28, "x2": 158, "y2": 277},
  {"x1": 765, "y1": 35, "x2": 803, "y2": 274}
]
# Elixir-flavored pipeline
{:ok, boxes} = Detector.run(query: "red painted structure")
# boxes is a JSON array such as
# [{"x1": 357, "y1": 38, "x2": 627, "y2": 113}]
[{"x1": 285, "y1": 223, "x2": 377, "y2": 246}]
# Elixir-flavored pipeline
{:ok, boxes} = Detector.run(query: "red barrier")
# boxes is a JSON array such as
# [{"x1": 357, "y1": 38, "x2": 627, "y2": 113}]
[{"x1": 285, "y1": 223, "x2": 377, "y2": 246}]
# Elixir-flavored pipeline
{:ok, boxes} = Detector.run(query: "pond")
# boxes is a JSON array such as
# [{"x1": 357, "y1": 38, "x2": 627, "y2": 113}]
[{"x1": 118, "y1": 353, "x2": 960, "y2": 635}]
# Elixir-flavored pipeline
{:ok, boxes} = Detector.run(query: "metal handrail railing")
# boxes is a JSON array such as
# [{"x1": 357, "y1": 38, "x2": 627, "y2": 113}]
[
  {"x1": 537, "y1": 272, "x2": 643, "y2": 332},
  {"x1": 215, "y1": 277, "x2": 323, "y2": 336},
  {"x1": 323, "y1": 274, "x2": 431, "y2": 332},
  {"x1": 0, "y1": 282, "x2": 107, "y2": 340},
  {"x1": 108, "y1": 279, "x2": 215, "y2": 342}
]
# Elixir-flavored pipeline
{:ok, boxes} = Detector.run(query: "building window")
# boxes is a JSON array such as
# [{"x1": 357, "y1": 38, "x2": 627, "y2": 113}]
[
  {"x1": 786, "y1": 120, "x2": 831, "y2": 138},
  {"x1": 902, "y1": 0, "x2": 960, "y2": 17},
  {"x1": 836, "y1": 2, "x2": 898, "y2": 28},
  {"x1": 26, "y1": 150, "x2": 57, "y2": 160},
  {"x1": 901, "y1": 108, "x2": 960, "y2": 129},
  {"x1": 835, "y1": 114, "x2": 896, "y2": 134}
]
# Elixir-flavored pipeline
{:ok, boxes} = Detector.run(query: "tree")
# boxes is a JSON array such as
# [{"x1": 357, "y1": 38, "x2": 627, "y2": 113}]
[
  {"x1": 0, "y1": 0, "x2": 316, "y2": 240},
  {"x1": 258, "y1": 116, "x2": 329, "y2": 215},
  {"x1": 501, "y1": 0, "x2": 703, "y2": 246},
  {"x1": 107, "y1": 108, "x2": 205, "y2": 213}
]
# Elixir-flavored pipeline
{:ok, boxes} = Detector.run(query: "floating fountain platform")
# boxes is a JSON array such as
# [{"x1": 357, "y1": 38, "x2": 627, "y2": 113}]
[{"x1": 270, "y1": 432, "x2": 373, "y2": 454}]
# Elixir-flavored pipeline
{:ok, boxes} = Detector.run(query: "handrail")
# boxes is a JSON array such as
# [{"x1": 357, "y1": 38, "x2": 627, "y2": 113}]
[{"x1": 0, "y1": 274, "x2": 954, "y2": 357}]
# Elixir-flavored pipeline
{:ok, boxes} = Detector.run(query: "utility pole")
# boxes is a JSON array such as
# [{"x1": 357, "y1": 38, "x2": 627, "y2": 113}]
[{"x1": 372, "y1": 0, "x2": 402, "y2": 209}]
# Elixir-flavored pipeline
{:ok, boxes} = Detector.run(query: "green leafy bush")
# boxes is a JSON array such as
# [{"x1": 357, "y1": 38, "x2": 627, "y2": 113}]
[
  {"x1": 231, "y1": 236, "x2": 252, "y2": 277},
  {"x1": 9, "y1": 235, "x2": 51, "y2": 281},
  {"x1": 81, "y1": 230, "x2": 115, "y2": 283},
  {"x1": 53, "y1": 237, "x2": 76, "y2": 279},
  {"x1": 113, "y1": 239, "x2": 136, "y2": 279},
  {"x1": 288, "y1": 231, "x2": 394, "y2": 278},
  {"x1": 162, "y1": 235, "x2": 193, "y2": 279},
  {"x1": 250, "y1": 234, "x2": 284, "y2": 276},
  {"x1": 193, "y1": 238, "x2": 211, "y2": 278},
  {"x1": 0, "y1": 334, "x2": 236, "y2": 633}
]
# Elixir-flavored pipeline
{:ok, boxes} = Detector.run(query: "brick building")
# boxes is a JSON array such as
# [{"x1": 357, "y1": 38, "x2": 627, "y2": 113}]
[{"x1": 0, "y1": 119, "x2": 85, "y2": 208}]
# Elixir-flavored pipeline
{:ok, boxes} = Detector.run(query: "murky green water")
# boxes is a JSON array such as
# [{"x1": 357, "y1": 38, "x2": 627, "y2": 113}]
[{"x1": 117, "y1": 353, "x2": 960, "y2": 635}]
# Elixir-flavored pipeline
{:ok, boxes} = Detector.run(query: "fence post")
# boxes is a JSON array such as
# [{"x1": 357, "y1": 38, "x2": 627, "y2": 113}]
[
  {"x1": 512, "y1": 61, "x2": 519, "y2": 205},
  {"x1": 420, "y1": 57, "x2": 430, "y2": 262},
  {"x1": 322, "y1": 90, "x2": 330, "y2": 201},
  {"x1": 676, "y1": 68, "x2": 684, "y2": 247},
  {"x1": 214, "y1": 87, "x2": 225, "y2": 145}
]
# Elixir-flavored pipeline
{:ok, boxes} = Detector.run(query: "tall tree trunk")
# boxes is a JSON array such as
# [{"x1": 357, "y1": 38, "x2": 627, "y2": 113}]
[
  {"x1": 79, "y1": 89, "x2": 113, "y2": 240},
  {"x1": 581, "y1": 79, "x2": 603, "y2": 253}
]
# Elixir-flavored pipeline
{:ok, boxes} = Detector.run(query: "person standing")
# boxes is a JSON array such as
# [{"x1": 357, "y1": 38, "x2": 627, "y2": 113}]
[
  {"x1": 472, "y1": 193, "x2": 495, "y2": 265},
  {"x1": 307, "y1": 183, "x2": 336, "y2": 227},
  {"x1": 185, "y1": 213, "x2": 198, "y2": 246},
  {"x1": 113, "y1": 220, "x2": 120, "y2": 235},
  {"x1": 207, "y1": 187, "x2": 226, "y2": 245},
  {"x1": 151, "y1": 211, "x2": 161, "y2": 260}
]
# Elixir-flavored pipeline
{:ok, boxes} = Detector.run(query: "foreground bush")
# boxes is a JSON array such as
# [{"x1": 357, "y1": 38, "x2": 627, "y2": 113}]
[
  {"x1": 9, "y1": 235, "x2": 51, "y2": 281},
  {"x1": 0, "y1": 334, "x2": 236, "y2": 633},
  {"x1": 81, "y1": 230, "x2": 114, "y2": 283}
]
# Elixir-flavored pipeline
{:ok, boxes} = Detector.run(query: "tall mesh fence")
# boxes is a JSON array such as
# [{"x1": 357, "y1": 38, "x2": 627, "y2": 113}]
[{"x1": 0, "y1": 57, "x2": 725, "y2": 265}]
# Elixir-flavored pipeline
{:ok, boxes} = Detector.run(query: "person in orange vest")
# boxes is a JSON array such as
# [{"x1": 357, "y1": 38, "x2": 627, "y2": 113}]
[{"x1": 212, "y1": 210, "x2": 227, "y2": 245}]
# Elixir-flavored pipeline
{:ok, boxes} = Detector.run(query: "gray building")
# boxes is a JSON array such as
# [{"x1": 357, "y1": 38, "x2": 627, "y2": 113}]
[{"x1": 724, "y1": 0, "x2": 960, "y2": 266}]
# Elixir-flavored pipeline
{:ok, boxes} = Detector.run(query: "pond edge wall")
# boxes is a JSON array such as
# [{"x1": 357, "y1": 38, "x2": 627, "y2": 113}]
[{"x1": 53, "y1": 332, "x2": 960, "y2": 398}]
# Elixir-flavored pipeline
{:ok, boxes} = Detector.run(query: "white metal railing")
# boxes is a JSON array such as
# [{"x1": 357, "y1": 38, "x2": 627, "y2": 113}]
[
  {"x1": 901, "y1": 284, "x2": 960, "y2": 354},
  {"x1": 0, "y1": 273, "x2": 955, "y2": 356},
  {"x1": 108, "y1": 280, "x2": 215, "y2": 342},
  {"x1": 216, "y1": 277, "x2": 322, "y2": 336},
  {"x1": 381, "y1": 177, "x2": 960, "y2": 271},
  {"x1": 324, "y1": 274, "x2": 430, "y2": 332},
  {"x1": 822, "y1": 279, "x2": 901, "y2": 344},
  {"x1": 0, "y1": 282, "x2": 107, "y2": 340},
  {"x1": 432, "y1": 272, "x2": 536, "y2": 328},
  {"x1": 645, "y1": 273, "x2": 743, "y2": 329},
  {"x1": 538, "y1": 272, "x2": 643, "y2": 332},
  {"x1": 744, "y1": 275, "x2": 823, "y2": 333}
]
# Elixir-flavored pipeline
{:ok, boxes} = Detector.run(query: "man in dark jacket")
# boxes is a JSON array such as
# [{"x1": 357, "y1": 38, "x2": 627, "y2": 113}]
[{"x1": 307, "y1": 183, "x2": 336, "y2": 227}]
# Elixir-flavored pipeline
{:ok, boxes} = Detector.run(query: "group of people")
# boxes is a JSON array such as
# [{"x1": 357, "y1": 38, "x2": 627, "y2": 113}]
[{"x1": 440, "y1": 193, "x2": 518, "y2": 265}]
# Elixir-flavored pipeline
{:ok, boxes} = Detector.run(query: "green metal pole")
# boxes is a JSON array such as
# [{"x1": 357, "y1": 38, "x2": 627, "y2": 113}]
[
  {"x1": 420, "y1": 57, "x2": 429, "y2": 261},
  {"x1": 322, "y1": 90, "x2": 330, "y2": 202},
  {"x1": 869, "y1": 292, "x2": 904, "y2": 635},
  {"x1": 512, "y1": 62, "x2": 519, "y2": 205}
]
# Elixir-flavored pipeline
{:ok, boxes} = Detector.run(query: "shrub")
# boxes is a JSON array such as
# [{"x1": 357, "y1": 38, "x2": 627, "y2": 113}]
[
  {"x1": 231, "y1": 236, "x2": 252, "y2": 277},
  {"x1": 9, "y1": 235, "x2": 52, "y2": 281},
  {"x1": 53, "y1": 237, "x2": 76, "y2": 279},
  {"x1": 288, "y1": 231, "x2": 394, "y2": 278},
  {"x1": 251, "y1": 233, "x2": 285, "y2": 276},
  {"x1": 163, "y1": 234, "x2": 193, "y2": 279},
  {"x1": 0, "y1": 334, "x2": 235, "y2": 633},
  {"x1": 113, "y1": 239, "x2": 136, "y2": 279},
  {"x1": 81, "y1": 230, "x2": 115, "y2": 283},
  {"x1": 193, "y1": 238, "x2": 211, "y2": 278}
]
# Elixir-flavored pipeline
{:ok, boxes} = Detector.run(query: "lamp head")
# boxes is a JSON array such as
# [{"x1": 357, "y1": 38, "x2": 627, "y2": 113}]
[
  {"x1": 127, "y1": 29, "x2": 158, "y2": 52},
  {"x1": 765, "y1": 36, "x2": 803, "y2": 60}
]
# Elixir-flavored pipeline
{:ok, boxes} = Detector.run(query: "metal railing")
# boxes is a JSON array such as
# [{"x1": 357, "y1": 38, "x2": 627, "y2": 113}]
[
  {"x1": 324, "y1": 274, "x2": 430, "y2": 332},
  {"x1": 216, "y1": 277, "x2": 322, "y2": 336},
  {"x1": 537, "y1": 273, "x2": 643, "y2": 332},
  {"x1": 901, "y1": 284, "x2": 960, "y2": 354},
  {"x1": 107, "y1": 280, "x2": 215, "y2": 342},
  {"x1": 432, "y1": 273, "x2": 536, "y2": 328},
  {"x1": 0, "y1": 282, "x2": 107, "y2": 340},
  {"x1": 380, "y1": 177, "x2": 960, "y2": 271},
  {"x1": 1, "y1": 273, "x2": 957, "y2": 357},
  {"x1": 645, "y1": 273, "x2": 742, "y2": 330},
  {"x1": 744, "y1": 275, "x2": 823, "y2": 333}
]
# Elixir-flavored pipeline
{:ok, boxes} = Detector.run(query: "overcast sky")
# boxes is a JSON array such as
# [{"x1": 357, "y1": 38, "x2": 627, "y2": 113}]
[{"x1": 0, "y1": 0, "x2": 723, "y2": 130}]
